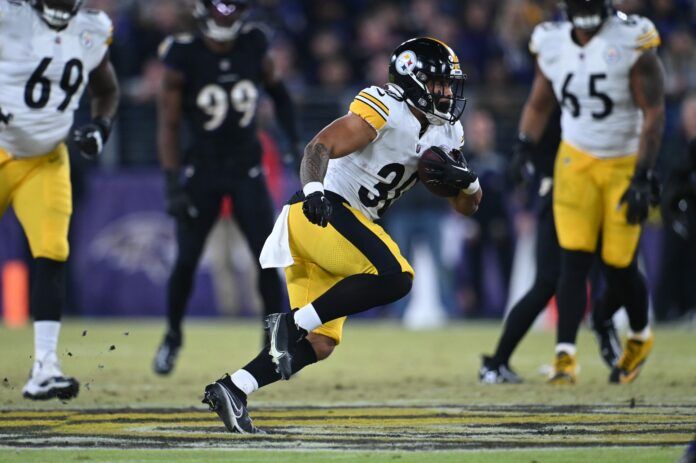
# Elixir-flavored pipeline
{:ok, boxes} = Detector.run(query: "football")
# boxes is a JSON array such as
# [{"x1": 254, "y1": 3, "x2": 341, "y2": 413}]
[{"x1": 417, "y1": 146, "x2": 460, "y2": 197}]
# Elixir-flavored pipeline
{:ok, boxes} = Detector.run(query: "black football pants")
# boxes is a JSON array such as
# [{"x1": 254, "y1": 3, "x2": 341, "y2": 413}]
[{"x1": 166, "y1": 165, "x2": 283, "y2": 335}]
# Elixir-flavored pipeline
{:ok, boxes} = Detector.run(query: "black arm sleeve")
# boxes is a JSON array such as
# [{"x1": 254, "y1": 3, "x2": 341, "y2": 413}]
[{"x1": 265, "y1": 81, "x2": 299, "y2": 147}]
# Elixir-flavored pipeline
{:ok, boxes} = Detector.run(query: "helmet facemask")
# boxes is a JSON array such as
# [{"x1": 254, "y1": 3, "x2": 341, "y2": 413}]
[
  {"x1": 411, "y1": 70, "x2": 467, "y2": 126},
  {"x1": 563, "y1": 0, "x2": 611, "y2": 31},
  {"x1": 195, "y1": 0, "x2": 248, "y2": 42},
  {"x1": 33, "y1": 0, "x2": 84, "y2": 28}
]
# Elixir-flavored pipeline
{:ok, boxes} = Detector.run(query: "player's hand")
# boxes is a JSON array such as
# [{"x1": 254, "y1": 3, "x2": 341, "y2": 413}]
[
  {"x1": 619, "y1": 169, "x2": 654, "y2": 225},
  {"x1": 421, "y1": 147, "x2": 478, "y2": 191},
  {"x1": 508, "y1": 135, "x2": 536, "y2": 186},
  {"x1": 302, "y1": 191, "x2": 333, "y2": 227},
  {"x1": 165, "y1": 172, "x2": 198, "y2": 222},
  {"x1": 72, "y1": 117, "x2": 111, "y2": 159}
]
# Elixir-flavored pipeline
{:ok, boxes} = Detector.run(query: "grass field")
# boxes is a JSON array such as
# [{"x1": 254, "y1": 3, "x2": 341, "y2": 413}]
[{"x1": 0, "y1": 319, "x2": 694, "y2": 462}]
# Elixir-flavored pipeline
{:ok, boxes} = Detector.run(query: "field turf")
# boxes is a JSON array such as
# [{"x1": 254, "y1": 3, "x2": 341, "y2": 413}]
[{"x1": 0, "y1": 320, "x2": 694, "y2": 462}]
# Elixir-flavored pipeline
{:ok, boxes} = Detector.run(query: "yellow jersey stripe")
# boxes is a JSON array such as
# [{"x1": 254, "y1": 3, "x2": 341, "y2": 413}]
[
  {"x1": 636, "y1": 35, "x2": 661, "y2": 51},
  {"x1": 637, "y1": 28, "x2": 658, "y2": 41},
  {"x1": 636, "y1": 30, "x2": 659, "y2": 44},
  {"x1": 358, "y1": 92, "x2": 389, "y2": 115},
  {"x1": 354, "y1": 95, "x2": 389, "y2": 121},
  {"x1": 349, "y1": 100, "x2": 387, "y2": 131}
]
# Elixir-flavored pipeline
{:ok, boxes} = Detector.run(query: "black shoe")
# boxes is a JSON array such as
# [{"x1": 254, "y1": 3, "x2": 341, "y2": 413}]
[
  {"x1": 153, "y1": 331, "x2": 182, "y2": 376},
  {"x1": 264, "y1": 312, "x2": 306, "y2": 380},
  {"x1": 478, "y1": 355, "x2": 523, "y2": 384},
  {"x1": 592, "y1": 320, "x2": 621, "y2": 368},
  {"x1": 202, "y1": 375, "x2": 262, "y2": 434}
]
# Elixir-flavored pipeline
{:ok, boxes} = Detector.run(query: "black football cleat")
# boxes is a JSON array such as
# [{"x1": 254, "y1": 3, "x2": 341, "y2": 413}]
[
  {"x1": 153, "y1": 331, "x2": 182, "y2": 376},
  {"x1": 264, "y1": 312, "x2": 306, "y2": 380},
  {"x1": 478, "y1": 355, "x2": 523, "y2": 384},
  {"x1": 592, "y1": 319, "x2": 621, "y2": 368},
  {"x1": 202, "y1": 375, "x2": 262, "y2": 434}
]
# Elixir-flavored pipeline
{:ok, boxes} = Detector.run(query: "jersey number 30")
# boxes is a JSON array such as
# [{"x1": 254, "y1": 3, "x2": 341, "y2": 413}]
[
  {"x1": 25, "y1": 57, "x2": 84, "y2": 112},
  {"x1": 197, "y1": 80, "x2": 258, "y2": 131}
]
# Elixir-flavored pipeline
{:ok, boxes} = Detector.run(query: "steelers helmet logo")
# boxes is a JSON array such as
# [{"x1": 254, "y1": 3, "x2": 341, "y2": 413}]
[{"x1": 395, "y1": 50, "x2": 417, "y2": 76}]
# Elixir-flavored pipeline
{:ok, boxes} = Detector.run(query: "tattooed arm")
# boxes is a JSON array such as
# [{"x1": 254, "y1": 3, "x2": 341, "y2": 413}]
[
  {"x1": 300, "y1": 113, "x2": 377, "y2": 186},
  {"x1": 630, "y1": 50, "x2": 666, "y2": 171},
  {"x1": 299, "y1": 113, "x2": 376, "y2": 226}
]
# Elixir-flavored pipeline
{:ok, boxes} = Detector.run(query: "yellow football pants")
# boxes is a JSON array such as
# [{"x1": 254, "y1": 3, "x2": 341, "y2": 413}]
[
  {"x1": 284, "y1": 197, "x2": 413, "y2": 344},
  {"x1": 0, "y1": 144, "x2": 72, "y2": 261},
  {"x1": 553, "y1": 141, "x2": 640, "y2": 268}
]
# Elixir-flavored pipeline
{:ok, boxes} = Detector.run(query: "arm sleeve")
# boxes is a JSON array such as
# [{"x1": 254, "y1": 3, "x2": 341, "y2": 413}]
[
  {"x1": 158, "y1": 36, "x2": 188, "y2": 73},
  {"x1": 348, "y1": 87, "x2": 392, "y2": 133}
]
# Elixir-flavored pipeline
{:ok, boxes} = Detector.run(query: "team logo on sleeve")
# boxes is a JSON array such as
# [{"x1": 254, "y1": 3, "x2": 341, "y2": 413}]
[
  {"x1": 603, "y1": 45, "x2": 621, "y2": 64},
  {"x1": 395, "y1": 50, "x2": 417, "y2": 75},
  {"x1": 80, "y1": 31, "x2": 94, "y2": 49}
]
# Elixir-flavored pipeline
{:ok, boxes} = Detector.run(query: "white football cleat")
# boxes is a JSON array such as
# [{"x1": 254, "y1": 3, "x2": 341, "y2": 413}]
[{"x1": 22, "y1": 353, "x2": 79, "y2": 401}]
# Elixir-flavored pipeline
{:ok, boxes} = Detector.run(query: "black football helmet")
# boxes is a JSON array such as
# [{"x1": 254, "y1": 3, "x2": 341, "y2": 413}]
[
  {"x1": 30, "y1": 0, "x2": 84, "y2": 28},
  {"x1": 562, "y1": 0, "x2": 613, "y2": 31},
  {"x1": 194, "y1": 0, "x2": 249, "y2": 42},
  {"x1": 388, "y1": 37, "x2": 467, "y2": 126}
]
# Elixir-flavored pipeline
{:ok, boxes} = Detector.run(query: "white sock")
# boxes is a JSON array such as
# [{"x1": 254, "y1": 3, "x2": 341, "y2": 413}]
[
  {"x1": 556, "y1": 343, "x2": 577, "y2": 356},
  {"x1": 293, "y1": 303, "x2": 322, "y2": 332},
  {"x1": 34, "y1": 321, "x2": 60, "y2": 362},
  {"x1": 231, "y1": 369, "x2": 258, "y2": 395},
  {"x1": 629, "y1": 326, "x2": 652, "y2": 341}
]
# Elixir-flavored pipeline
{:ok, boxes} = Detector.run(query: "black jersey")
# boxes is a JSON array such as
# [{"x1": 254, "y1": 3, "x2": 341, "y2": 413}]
[{"x1": 160, "y1": 26, "x2": 269, "y2": 168}]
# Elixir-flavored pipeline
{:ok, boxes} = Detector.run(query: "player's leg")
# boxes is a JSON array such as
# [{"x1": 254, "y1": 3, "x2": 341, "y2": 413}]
[
  {"x1": 590, "y1": 278, "x2": 623, "y2": 368},
  {"x1": 230, "y1": 173, "x2": 284, "y2": 343},
  {"x1": 266, "y1": 195, "x2": 413, "y2": 379},
  {"x1": 154, "y1": 171, "x2": 221, "y2": 375},
  {"x1": 481, "y1": 192, "x2": 558, "y2": 383},
  {"x1": 551, "y1": 143, "x2": 602, "y2": 384},
  {"x1": 203, "y1": 243, "x2": 344, "y2": 434},
  {"x1": 11, "y1": 145, "x2": 79, "y2": 400},
  {"x1": 601, "y1": 157, "x2": 652, "y2": 383}
]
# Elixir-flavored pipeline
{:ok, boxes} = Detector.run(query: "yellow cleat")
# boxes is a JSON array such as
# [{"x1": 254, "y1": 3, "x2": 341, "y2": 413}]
[
  {"x1": 609, "y1": 334, "x2": 654, "y2": 384},
  {"x1": 547, "y1": 352, "x2": 577, "y2": 385}
]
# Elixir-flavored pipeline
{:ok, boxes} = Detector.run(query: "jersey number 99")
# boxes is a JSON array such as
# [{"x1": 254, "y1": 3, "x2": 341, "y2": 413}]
[{"x1": 196, "y1": 80, "x2": 258, "y2": 131}]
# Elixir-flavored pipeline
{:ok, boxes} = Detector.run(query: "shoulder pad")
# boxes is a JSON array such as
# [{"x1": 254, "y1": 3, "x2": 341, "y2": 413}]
[
  {"x1": 613, "y1": 13, "x2": 661, "y2": 51},
  {"x1": 75, "y1": 9, "x2": 113, "y2": 44},
  {"x1": 349, "y1": 86, "x2": 393, "y2": 132},
  {"x1": 529, "y1": 21, "x2": 568, "y2": 55},
  {"x1": 241, "y1": 22, "x2": 272, "y2": 40}
]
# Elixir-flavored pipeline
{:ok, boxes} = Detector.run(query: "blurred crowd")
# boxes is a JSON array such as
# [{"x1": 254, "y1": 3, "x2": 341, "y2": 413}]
[{"x1": 75, "y1": 0, "x2": 695, "y2": 320}]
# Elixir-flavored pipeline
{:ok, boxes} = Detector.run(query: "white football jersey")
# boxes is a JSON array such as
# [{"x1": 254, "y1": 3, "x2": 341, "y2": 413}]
[
  {"x1": 323, "y1": 85, "x2": 465, "y2": 221},
  {"x1": 0, "y1": 0, "x2": 112, "y2": 158},
  {"x1": 530, "y1": 14, "x2": 660, "y2": 158}
]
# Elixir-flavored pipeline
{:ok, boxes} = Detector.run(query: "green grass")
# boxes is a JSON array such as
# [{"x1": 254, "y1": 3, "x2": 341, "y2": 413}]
[
  {"x1": 1, "y1": 320, "x2": 694, "y2": 408},
  {"x1": 0, "y1": 447, "x2": 685, "y2": 463},
  {"x1": 0, "y1": 320, "x2": 694, "y2": 462}
]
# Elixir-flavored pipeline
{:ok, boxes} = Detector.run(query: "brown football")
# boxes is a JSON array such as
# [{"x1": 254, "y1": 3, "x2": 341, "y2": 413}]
[{"x1": 417, "y1": 147, "x2": 460, "y2": 197}]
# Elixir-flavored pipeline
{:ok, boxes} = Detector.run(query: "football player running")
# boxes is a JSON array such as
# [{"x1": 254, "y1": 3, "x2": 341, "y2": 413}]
[
  {"x1": 0, "y1": 0, "x2": 119, "y2": 399},
  {"x1": 153, "y1": 0, "x2": 301, "y2": 375},
  {"x1": 518, "y1": 0, "x2": 664, "y2": 384},
  {"x1": 201, "y1": 37, "x2": 481, "y2": 434}
]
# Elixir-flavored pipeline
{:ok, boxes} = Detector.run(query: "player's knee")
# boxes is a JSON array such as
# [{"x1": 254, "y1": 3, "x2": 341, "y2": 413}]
[
  {"x1": 32, "y1": 239, "x2": 69, "y2": 262},
  {"x1": 390, "y1": 271, "x2": 413, "y2": 301},
  {"x1": 307, "y1": 333, "x2": 337, "y2": 361},
  {"x1": 561, "y1": 250, "x2": 594, "y2": 278},
  {"x1": 601, "y1": 249, "x2": 635, "y2": 269}
]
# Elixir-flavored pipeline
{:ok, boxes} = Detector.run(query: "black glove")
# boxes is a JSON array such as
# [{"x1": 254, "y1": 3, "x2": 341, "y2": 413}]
[
  {"x1": 421, "y1": 146, "x2": 478, "y2": 191},
  {"x1": 620, "y1": 167, "x2": 655, "y2": 225},
  {"x1": 302, "y1": 190, "x2": 333, "y2": 227},
  {"x1": 508, "y1": 135, "x2": 536, "y2": 186},
  {"x1": 165, "y1": 171, "x2": 198, "y2": 222},
  {"x1": 71, "y1": 117, "x2": 111, "y2": 159}
]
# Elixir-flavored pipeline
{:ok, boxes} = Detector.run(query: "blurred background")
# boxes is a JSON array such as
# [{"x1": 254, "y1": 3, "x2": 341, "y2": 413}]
[{"x1": 1, "y1": 0, "x2": 694, "y2": 325}]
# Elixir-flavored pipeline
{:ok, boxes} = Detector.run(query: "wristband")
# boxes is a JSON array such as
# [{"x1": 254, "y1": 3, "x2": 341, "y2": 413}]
[
  {"x1": 303, "y1": 181, "x2": 324, "y2": 196},
  {"x1": 463, "y1": 178, "x2": 480, "y2": 195}
]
